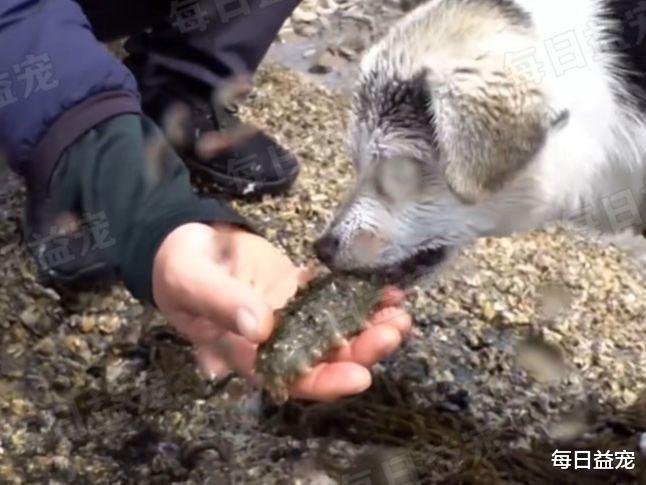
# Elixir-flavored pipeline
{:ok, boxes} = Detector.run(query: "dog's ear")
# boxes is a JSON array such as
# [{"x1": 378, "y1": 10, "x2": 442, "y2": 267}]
[{"x1": 429, "y1": 66, "x2": 565, "y2": 203}]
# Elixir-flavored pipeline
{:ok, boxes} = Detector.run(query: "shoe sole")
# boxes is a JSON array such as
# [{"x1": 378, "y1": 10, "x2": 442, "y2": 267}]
[
  {"x1": 41, "y1": 262, "x2": 118, "y2": 288},
  {"x1": 186, "y1": 159, "x2": 301, "y2": 197}
]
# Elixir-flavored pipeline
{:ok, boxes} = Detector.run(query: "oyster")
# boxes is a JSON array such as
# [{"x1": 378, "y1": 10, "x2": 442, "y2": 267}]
[{"x1": 255, "y1": 273, "x2": 382, "y2": 404}]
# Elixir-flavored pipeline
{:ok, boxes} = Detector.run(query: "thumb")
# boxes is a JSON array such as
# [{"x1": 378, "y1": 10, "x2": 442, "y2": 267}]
[{"x1": 180, "y1": 262, "x2": 275, "y2": 343}]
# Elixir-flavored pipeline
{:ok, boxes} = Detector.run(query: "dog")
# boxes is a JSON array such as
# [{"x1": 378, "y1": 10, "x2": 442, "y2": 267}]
[{"x1": 315, "y1": 0, "x2": 646, "y2": 284}]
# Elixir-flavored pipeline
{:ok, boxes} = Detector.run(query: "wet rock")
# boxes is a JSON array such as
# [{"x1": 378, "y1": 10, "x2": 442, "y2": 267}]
[
  {"x1": 309, "y1": 49, "x2": 346, "y2": 74},
  {"x1": 34, "y1": 337, "x2": 56, "y2": 356}
]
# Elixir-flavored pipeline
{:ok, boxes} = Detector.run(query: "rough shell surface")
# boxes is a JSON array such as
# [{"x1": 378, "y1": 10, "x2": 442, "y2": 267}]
[{"x1": 255, "y1": 273, "x2": 381, "y2": 403}]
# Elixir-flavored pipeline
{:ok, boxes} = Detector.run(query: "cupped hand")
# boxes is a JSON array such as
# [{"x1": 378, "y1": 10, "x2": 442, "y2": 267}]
[{"x1": 153, "y1": 223, "x2": 412, "y2": 401}]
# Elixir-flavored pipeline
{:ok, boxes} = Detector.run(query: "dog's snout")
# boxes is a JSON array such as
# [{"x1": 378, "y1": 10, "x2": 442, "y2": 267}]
[{"x1": 314, "y1": 234, "x2": 340, "y2": 266}]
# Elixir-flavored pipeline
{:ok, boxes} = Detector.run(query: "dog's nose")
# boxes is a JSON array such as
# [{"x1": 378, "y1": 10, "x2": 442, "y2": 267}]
[{"x1": 314, "y1": 234, "x2": 340, "y2": 266}]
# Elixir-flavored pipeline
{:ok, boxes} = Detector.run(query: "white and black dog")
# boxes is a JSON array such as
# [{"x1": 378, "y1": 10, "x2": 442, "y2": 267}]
[{"x1": 316, "y1": 0, "x2": 646, "y2": 283}]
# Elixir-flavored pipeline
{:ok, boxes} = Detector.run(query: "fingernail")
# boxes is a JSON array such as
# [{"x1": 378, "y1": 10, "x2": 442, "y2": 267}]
[{"x1": 236, "y1": 307, "x2": 260, "y2": 341}]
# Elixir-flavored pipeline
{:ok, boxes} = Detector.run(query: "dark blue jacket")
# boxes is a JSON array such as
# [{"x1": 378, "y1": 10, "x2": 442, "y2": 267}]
[{"x1": 0, "y1": 0, "x2": 141, "y2": 195}]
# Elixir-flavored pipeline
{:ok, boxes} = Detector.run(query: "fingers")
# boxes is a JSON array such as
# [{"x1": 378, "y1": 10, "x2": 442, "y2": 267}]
[
  {"x1": 190, "y1": 307, "x2": 411, "y2": 404},
  {"x1": 289, "y1": 362, "x2": 372, "y2": 402},
  {"x1": 178, "y1": 264, "x2": 275, "y2": 343},
  {"x1": 378, "y1": 286, "x2": 407, "y2": 308},
  {"x1": 263, "y1": 266, "x2": 313, "y2": 310},
  {"x1": 370, "y1": 305, "x2": 413, "y2": 334},
  {"x1": 328, "y1": 307, "x2": 411, "y2": 364},
  {"x1": 263, "y1": 276, "x2": 302, "y2": 311},
  {"x1": 171, "y1": 316, "x2": 227, "y2": 346},
  {"x1": 154, "y1": 224, "x2": 275, "y2": 342},
  {"x1": 227, "y1": 255, "x2": 302, "y2": 312},
  {"x1": 195, "y1": 346, "x2": 231, "y2": 380},
  {"x1": 298, "y1": 265, "x2": 315, "y2": 287},
  {"x1": 224, "y1": 230, "x2": 306, "y2": 311},
  {"x1": 329, "y1": 322, "x2": 402, "y2": 366},
  {"x1": 195, "y1": 332, "x2": 259, "y2": 381},
  {"x1": 287, "y1": 307, "x2": 411, "y2": 401}
]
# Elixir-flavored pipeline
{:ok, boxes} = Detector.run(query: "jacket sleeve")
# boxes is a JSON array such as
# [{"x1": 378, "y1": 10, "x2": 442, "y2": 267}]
[
  {"x1": 50, "y1": 114, "x2": 253, "y2": 304},
  {"x1": 0, "y1": 1, "x2": 253, "y2": 304},
  {"x1": 0, "y1": 0, "x2": 141, "y2": 196}
]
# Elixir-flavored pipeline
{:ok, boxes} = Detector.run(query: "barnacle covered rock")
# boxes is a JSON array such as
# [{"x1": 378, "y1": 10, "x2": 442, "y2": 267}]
[{"x1": 255, "y1": 273, "x2": 382, "y2": 404}]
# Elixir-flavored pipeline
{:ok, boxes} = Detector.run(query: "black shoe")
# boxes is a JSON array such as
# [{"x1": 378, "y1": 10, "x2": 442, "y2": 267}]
[
  {"x1": 182, "y1": 100, "x2": 301, "y2": 197},
  {"x1": 132, "y1": 68, "x2": 300, "y2": 197},
  {"x1": 23, "y1": 194, "x2": 117, "y2": 289}
]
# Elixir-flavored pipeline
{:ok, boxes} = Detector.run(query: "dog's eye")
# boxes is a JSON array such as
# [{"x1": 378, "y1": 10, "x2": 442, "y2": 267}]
[{"x1": 377, "y1": 157, "x2": 424, "y2": 201}]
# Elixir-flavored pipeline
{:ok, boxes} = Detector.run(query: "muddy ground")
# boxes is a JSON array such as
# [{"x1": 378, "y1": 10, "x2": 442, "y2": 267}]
[{"x1": 2, "y1": 1, "x2": 646, "y2": 484}]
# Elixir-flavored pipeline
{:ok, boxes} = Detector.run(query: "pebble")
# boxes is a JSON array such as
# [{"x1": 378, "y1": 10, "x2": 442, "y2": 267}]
[
  {"x1": 34, "y1": 337, "x2": 56, "y2": 356},
  {"x1": 97, "y1": 315, "x2": 121, "y2": 334},
  {"x1": 79, "y1": 315, "x2": 96, "y2": 333}
]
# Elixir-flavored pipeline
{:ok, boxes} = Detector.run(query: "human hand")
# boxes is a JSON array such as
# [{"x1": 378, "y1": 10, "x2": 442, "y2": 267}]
[{"x1": 152, "y1": 223, "x2": 412, "y2": 401}]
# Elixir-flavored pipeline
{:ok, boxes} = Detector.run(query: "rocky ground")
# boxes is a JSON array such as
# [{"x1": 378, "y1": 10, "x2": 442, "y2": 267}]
[
  {"x1": 2, "y1": 1, "x2": 646, "y2": 484},
  {"x1": 268, "y1": 0, "x2": 418, "y2": 92}
]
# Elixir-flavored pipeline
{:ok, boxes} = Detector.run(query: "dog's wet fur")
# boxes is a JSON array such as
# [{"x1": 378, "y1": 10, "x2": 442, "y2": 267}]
[{"x1": 316, "y1": 0, "x2": 646, "y2": 284}]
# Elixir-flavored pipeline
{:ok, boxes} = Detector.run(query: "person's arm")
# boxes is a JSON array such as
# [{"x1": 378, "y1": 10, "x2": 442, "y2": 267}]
[
  {"x1": 0, "y1": 0, "x2": 140, "y2": 194},
  {"x1": 0, "y1": 0, "x2": 248, "y2": 302},
  {"x1": 51, "y1": 113, "x2": 251, "y2": 302},
  {"x1": 0, "y1": 0, "x2": 413, "y2": 402},
  {"x1": 53, "y1": 113, "x2": 413, "y2": 402}
]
